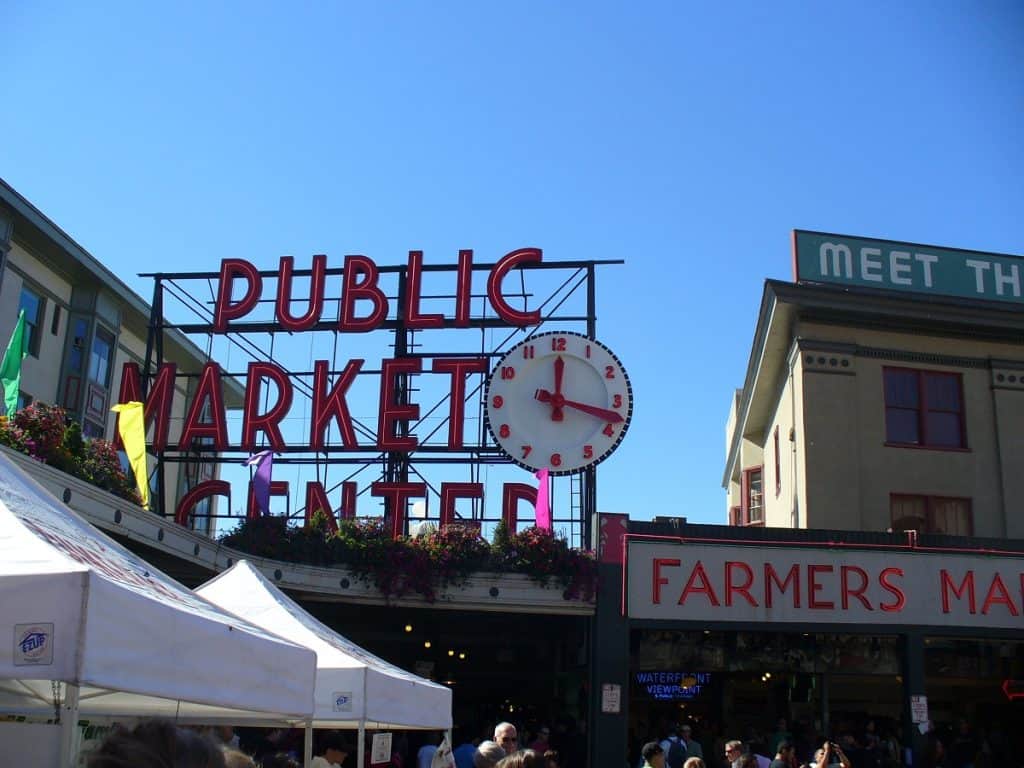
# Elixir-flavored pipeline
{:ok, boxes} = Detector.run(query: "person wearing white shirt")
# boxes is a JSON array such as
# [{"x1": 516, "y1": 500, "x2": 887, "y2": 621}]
[{"x1": 311, "y1": 731, "x2": 351, "y2": 768}]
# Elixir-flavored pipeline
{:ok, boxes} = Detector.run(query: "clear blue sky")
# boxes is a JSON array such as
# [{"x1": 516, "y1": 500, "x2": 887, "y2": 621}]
[{"x1": 3, "y1": 1, "x2": 1022, "y2": 528}]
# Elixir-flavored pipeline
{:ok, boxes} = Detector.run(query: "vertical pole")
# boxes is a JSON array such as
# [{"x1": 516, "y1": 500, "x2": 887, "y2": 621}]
[
  {"x1": 144, "y1": 276, "x2": 167, "y2": 518},
  {"x1": 584, "y1": 263, "x2": 597, "y2": 550},
  {"x1": 58, "y1": 682, "x2": 80, "y2": 768},
  {"x1": 358, "y1": 723, "x2": 366, "y2": 768},
  {"x1": 902, "y1": 631, "x2": 927, "y2": 767},
  {"x1": 304, "y1": 721, "x2": 313, "y2": 768}
]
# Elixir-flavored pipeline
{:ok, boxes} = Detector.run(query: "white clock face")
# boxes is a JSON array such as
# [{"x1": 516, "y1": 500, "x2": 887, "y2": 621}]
[{"x1": 484, "y1": 331, "x2": 633, "y2": 475}]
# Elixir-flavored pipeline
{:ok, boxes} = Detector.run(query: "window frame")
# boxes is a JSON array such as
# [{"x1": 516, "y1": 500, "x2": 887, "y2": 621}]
[
  {"x1": 17, "y1": 284, "x2": 45, "y2": 358},
  {"x1": 890, "y1": 493, "x2": 973, "y2": 536},
  {"x1": 883, "y1": 366, "x2": 968, "y2": 451},
  {"x1": 741, "y1": 465, "x2": 764, "y2": 526},
  {"x1": 773, "y1": 426, "x2": 781, "y2": 497}
]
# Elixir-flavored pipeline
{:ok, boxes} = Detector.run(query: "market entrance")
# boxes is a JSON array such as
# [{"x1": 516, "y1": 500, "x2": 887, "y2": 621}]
[{"x1": 629, "y1": 630, "x2": 904, "y2": 763}]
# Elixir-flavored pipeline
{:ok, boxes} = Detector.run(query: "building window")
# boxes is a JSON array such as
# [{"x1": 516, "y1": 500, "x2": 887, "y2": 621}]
[
  {"x1": 18, "y1": 286, "x2": 45, "y2": 358},
  {"x1": 88, "y1": 326, "x2": 115, "y2": 387},
  {"x1": 883, "y1": 367, "x2": 966, "y2": 449},
  {"x1": 729, "y1": 506, "x2": 741, "y2": 526},
  {"x1": 891, "y1": 494, "x2": 972, "y2": 536},
  {"x1": 742, "y1": 466, "x2": 763, "y2": 525},
  {"x1": 774, "y1": 426, "x2": 781, "y2": 497}
]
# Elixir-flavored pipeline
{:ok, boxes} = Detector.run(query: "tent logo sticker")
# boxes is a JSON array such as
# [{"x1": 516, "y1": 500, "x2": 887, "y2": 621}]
[
  {"x1": 332, "y1": 691, "x2": 353, "y2": 712},
  {"x1": 14, "y1": 623, "x2": 54, "y2": 666}
]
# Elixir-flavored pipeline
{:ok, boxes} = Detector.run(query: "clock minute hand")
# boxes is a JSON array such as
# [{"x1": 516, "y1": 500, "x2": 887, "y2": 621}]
[{"x1": 534, "y1": 389, "x2": 624, "y2": 424}]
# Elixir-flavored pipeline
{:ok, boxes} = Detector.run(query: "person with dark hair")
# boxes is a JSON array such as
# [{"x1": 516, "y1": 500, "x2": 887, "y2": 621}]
[
  {"x1": 772, "y1": 741, "x2": 797, "y2": 768},
  {"x1": 87, "y1": 720, "x2": 227, "y2": 768},
  {"x1": 313, "y1": 730, "x2": 352, "y2": 768},
  {"x1": 642, "y1": 741, "x2": 666, "y2": 768}
]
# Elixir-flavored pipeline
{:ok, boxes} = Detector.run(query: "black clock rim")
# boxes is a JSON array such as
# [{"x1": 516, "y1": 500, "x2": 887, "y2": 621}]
[{"x1": 483, "y1": 330, "x2": 634, "y2": 477}]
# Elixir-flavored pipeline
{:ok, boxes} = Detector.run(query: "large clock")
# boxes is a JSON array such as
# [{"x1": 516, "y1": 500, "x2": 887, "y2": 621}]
[{"x1": 484, "y1": 331, "x2": 633, "y2": 475}]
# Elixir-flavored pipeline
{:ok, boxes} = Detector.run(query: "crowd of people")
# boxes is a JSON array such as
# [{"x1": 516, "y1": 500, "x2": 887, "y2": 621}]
[
  {"x1": 631, "y1": 714, "x2": 1020, "y2": 768},
  {"x1": 83, "y1": 719, "x2": 573, "y2": 768}
]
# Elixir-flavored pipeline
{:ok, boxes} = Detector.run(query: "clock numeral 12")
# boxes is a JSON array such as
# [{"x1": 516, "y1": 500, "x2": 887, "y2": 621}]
[{"x1": 551, "y1": 337, "x2": 567, "y2": 352}]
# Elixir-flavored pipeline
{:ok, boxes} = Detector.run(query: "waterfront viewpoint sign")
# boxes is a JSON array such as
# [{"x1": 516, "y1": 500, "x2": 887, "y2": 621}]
[
  {"x1": 627, "y1": 539, "x2": 1024, "y2": 631},
  {"x1": 793, "y1": 230, "x2": 1024, "y2": 305}
]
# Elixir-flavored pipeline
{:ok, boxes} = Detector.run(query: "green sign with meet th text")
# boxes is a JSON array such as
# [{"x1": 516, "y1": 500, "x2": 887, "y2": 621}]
[{"x1": 793, "y1": 230, "x2": 1024, "y2": 306}]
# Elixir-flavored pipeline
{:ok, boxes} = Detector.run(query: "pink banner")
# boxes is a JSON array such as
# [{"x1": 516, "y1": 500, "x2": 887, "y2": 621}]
[{"x1": 534, "y1": 468, "x2": 551, "y2": 530}]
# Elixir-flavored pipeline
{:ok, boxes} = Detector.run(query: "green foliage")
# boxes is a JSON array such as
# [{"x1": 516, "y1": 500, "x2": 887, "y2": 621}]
[
  {"x1": 0, "y1": 402, "x2": 141, "y2": 505},
  {"x1": 219, "y1": 516, "x2": 598, "y2": 603}
]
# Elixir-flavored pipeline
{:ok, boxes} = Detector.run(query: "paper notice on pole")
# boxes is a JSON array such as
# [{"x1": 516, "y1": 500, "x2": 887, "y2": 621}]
[
  {"x1": 371, "y1": 733, "x2": 393, "y2": 765},
  {"x1": 601, "y1": 683, "x2": 621, "y2": 714},
  {"x1": 910, "y1": 695, "x2": 928, "y2": 723}
]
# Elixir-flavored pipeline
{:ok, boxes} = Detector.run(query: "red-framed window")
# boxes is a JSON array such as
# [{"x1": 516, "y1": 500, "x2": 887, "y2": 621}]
[
  {"x1": 891, "y1": 494, "x2": 973, "y2": 536},
  {"x1": 883, "y1": 367, "x2": 966, "y2": 449},
  {"x1": 741, "y1": 466, "x2": 764, "y2": 526},
  {"x1": 773, "y1": 426, "x2": 781, "y2": 497}
]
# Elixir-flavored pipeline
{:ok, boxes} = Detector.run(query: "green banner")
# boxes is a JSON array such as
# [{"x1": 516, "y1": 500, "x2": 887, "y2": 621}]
[{"x1": 793, "y1": 230, "x2": 1024, "y2": 306}]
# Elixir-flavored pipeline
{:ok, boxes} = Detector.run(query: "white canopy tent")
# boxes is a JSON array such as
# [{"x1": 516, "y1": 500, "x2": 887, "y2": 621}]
[
  {"x1": 0, "y1": 452, "x2": 317, "y2": 765},
  {"x1": 197, "y1": 559, "x2": 453, "y2": 766}
]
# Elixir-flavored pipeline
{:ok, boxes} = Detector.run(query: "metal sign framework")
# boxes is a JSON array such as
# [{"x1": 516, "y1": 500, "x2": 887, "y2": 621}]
[{"x1": 140, "y1": 256, "x2": 622, "y2": 549}]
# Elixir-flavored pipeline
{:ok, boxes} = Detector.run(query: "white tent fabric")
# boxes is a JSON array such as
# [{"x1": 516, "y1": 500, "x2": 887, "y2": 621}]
[
  {"x1": 0, "y1": 452, "x2": 317, "y2": 724},
  {"x1": 197, "y1": 559, "x2": 453, "y2": 729}
]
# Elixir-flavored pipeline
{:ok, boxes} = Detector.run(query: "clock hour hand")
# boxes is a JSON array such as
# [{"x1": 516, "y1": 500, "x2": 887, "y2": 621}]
[
  {"x1": 534, "y1": 389, "x2": 624, "y2": 424},
  {"x1": 552, "y1": 356, "x2": 565, "y2": 421}
]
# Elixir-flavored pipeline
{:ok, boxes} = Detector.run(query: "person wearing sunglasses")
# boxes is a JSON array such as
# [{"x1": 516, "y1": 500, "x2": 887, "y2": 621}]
[{"x1": 494, "y1": 723, "x2": 519, "y2": 755}]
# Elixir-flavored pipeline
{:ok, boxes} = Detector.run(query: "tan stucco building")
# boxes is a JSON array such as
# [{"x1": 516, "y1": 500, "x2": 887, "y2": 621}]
[
  {"x1": 725, "y1": 233, "x2": 1024, "y2": 538},
  {"x1": 0, "y1": 178, "x2": 232, "y2": 532}
]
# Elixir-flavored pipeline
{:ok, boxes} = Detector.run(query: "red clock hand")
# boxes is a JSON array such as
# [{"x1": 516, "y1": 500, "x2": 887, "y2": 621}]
[
  {"x1": 551, "y1": 356, "x2": 565, "y2": 421},
  {"x1": 534, "y1": 389, "x2": 624, "y2": 423}
]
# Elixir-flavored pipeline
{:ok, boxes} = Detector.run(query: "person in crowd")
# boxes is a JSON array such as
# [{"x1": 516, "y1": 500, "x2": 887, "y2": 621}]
[
  {"x1": 814, "y1": 742, "x2": 851, "y2": 768},
  {"x1": 947, "y1": 718, "x2": 978, "y2": 768},
  {"x1": 642, "y1": 741, "x2": 667, "y2": 768},
  {"x1": 661, "y1": 724, "x2": 687, "y2": 768},
  {"x1": 454, "y1": 731, "x2": 481, "y2": 768},
  {"x1": 474, "y1": 740, "x2": 506, "y2": 768},
  {"x1": 495, "y1": 750, "x2": 545, "y2": 768},
  {"x1": 495, "y1": 723, "x2": 519, "y2": 755},
  {"x1": 543, "y1": 749, "x2": 560, "y2": 768},
  {"x1": 772, "y1": 722, "x2": 794, "y2": 757},
  {"x1": 530, "y1": 726, "x2": 551, "y2": 753},
  {"x1": 88, "y1": 720, "x2": 226, "y2": 768},
  {"x1": 771, "y1": 741, "x2": 797, "y2": 768},
  {"x1": 684, "y1": 757, "x2": 705, "y2": 768},
  {"x1": 223, "y1": 751, "x2": 257, "y2": 768},
  {"x1": 418, "y1": 734, "x2": 441, "y2": 768},
  {"x1": 726, "y1": 741, "x2": 745, "y2": 768},
  {"x1": 681, "y1": 725, "x2": 703, "y2": 759},
  {"x1": 312, "y1": 730, "x2": 351, "y2": 768},
  {"x1": 261, "y1": 754, "x2": 301, "y2": 768}
]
